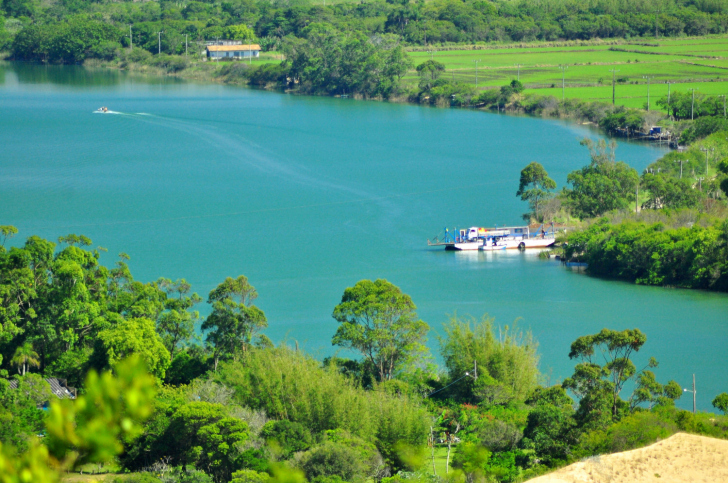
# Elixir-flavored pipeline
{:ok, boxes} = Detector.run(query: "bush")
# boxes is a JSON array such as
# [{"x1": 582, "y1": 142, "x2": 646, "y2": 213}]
[
  {"x1": 574, "y1": 410, "x2": 678, "y2": 458},
  {"x1": 147, "y1": 54, "x2": 189, "y2": 73},
  {"x1": 213, "y1": 347, "x2": 429, "y2": 471},
  {"x1": 260, "y1": 420, "x2": 312, "y2": 457},
  {"x1": 245, "y1": 63, "x2": 289, "y2": 86},
  {"x1": 89, "y1": 41, "x2": 121, "y2": 61},
  {"x1": 679, "y1": 117, "x2": 728, "y2": 144},
  {"x1": 299, "y1": 443, "x2": 366, "y2": 482},
  {"x1": 127, "y1": 47, "x2": 152, "y2": 64}
]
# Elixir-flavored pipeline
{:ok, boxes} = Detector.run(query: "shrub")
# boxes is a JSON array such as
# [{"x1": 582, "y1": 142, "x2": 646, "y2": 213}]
[
  {"x1": 260, "y1": 420, "x2": 313, "y2": 457},
  {"x1": 299, "y1": 443, "x2": 366, "y2": 482},
  {"x1": 213, "y1": 347, "x2": 429, "y2": 470}
]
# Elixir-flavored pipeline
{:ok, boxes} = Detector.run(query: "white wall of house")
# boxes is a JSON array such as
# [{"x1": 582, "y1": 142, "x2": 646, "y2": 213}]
[{"x1": 207, "y1": 50, "x2": 260, "y2": 58}]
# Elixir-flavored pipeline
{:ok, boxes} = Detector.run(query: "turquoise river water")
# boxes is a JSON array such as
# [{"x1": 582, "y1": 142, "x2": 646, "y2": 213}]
[{"x1": 1, "y1": 63, "x2": 727, "y2": 410}]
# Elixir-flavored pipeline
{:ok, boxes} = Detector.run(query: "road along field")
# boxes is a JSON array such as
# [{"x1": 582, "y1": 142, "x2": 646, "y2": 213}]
[{"x1": 404, "y1": 36, "x2": 728, "y2": 110}]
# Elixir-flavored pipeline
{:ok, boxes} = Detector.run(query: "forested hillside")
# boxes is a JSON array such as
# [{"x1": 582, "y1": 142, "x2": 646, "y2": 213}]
[{"x1": 2, "y1": 0, "x2": 728, "y2": 63}]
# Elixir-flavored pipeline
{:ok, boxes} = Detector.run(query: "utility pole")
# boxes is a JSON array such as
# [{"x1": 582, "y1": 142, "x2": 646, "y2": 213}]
[
  {"x1": 675, "y1": 158, "x2": 684, "y2": 178},
  {"x1": 643, "y1": 76, "x2": 654, "y2": 111},
  {"x1": 129, "y1": 25, "x2": 133, "y2": 50},
  {"x1": 689, "y1": 88, "x2": 698, "y2": 120},
  {"x1": 684, "y1": 374, "x2": 697, "y2": 414},
  {"x1": 667, "y1": 82, "x2": 671, "y2": 116},
  {"x1": 514, "y1": 63, "x2": 521, "y2": 81},
  {"x1": 427, "y1": 50, "x2": 436, "y2": 61},
  {"x1": 157, "y1": 31, "x2": 163, "y2": 55},
  {"x1": 185, "y1": 34, "x2": 188, "y2": 56},
  {"x1": 697, "y1": 177, "x2": 705, "y2": 191},
  {"x1": 609, "y1": 69, "x2": 619, "y2": 105},
  {"x1": 559, "y1": 65, "x2": 568, "y2": 101},
  {"x1": 635, "y1": 185, "x2": 639, "y2": 213},
  {"x1": 473, "y1": 60, "x2": 481, "y2": 87},
  {"x1": 700, "y1": 147, "x2": 714, "y2": 176}
]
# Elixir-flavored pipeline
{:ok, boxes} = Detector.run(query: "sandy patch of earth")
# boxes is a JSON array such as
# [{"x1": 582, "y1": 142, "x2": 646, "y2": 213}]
[{"x1": 527, "y1": 432, "x2": 728, "y2": 483}]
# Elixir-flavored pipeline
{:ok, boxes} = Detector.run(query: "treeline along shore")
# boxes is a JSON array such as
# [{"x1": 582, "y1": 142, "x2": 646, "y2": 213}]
[
  {"x1": 3, "y1": 0, "x2": 728, "y2": 147},
  {"x1": 514, "y1": 132, "x2": 728, "y2": 292}
]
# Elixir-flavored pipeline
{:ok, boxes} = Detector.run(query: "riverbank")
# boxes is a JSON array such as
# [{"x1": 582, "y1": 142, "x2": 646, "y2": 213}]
[{"x1": 76, "y1": 54, "x2": 675, "y2": 150}]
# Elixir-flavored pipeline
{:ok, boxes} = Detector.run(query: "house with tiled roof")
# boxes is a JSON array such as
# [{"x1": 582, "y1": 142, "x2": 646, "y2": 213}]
[{"x1": 8, "y1": 377, "x2": 76, "y2": 400}]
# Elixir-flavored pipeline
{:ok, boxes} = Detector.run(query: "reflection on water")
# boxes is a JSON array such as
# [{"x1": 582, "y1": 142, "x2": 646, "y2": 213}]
[{"x1": 0, "y1": 61, "x2": 185, "y2": 89}]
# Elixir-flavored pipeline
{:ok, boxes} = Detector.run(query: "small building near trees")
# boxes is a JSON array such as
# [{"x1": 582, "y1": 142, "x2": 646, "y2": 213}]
[
  {"x1": 9, "y1": 377, "x2": 77, "y2": 399},
  {"x1": 206, "y1": 44, "x2": 261, "y2": 59}
]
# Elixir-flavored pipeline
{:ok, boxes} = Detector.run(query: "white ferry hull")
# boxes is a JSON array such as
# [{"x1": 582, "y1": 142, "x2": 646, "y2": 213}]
[
  {"x1": 449, "y1": 242, "x2": 482, "y2": 251},
  {"x1": 480, "y1": 238, "x2": 555, "y2": 251}
]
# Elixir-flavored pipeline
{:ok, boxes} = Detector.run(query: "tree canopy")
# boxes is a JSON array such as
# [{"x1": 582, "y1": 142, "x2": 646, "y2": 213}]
[
  {"x1": 516, "y1": 162, "x2": 557, "y2": 222},
  {"x1": 332, "y1": 279, "x2": 429, "y2": 382},
  {"x1": 565, "y1": 139, "x2": 640, "y2": 219}
]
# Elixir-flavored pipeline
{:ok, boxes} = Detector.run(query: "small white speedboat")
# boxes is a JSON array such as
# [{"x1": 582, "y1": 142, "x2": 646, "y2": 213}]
[{"x1": 96, "y1": 107, "x2": 109, "y2": 113}]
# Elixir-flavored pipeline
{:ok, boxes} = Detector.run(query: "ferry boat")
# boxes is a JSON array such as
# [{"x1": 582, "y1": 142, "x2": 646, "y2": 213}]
[{"x1": 428, "y1": 224, "x2": 556, "y2": 251}]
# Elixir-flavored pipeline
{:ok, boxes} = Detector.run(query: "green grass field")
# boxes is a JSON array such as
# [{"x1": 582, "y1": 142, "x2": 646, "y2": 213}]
[{"x1": 404, "y1": 36, "x2": 728, "y2": 110}]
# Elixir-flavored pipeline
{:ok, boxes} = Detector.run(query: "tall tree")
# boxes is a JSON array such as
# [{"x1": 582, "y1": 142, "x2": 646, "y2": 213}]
[
  {"x1": 332, "y1": 279, "x2": 429, "y2": 382},
  {"x1": 202, "y1": 276, "x2": 267, "y2": 371},
  {"x1": 438, "y1": 315, "x2": 539, "y2": 403},
  {"x1": 562, "y1": 328, "x2": 680, "y2": 430},
  {"x1": 95, "y1": 315, "x2": 171, "y2": 380},
  {"x1": 516, "y1": 162, "x2": 557, "y2": 221},
  {"x1": 565, "y1": 139, "x2": 639, "y2": 219},
  {"x1": 416, "y1": 60, "x2": 445, "y2": 90},
  {"x1": 11, "y1": 342, "x2": 40, "y2": 375},
  {"x1": 156, "y1": 278, "x2": 201, "y2": 358}
]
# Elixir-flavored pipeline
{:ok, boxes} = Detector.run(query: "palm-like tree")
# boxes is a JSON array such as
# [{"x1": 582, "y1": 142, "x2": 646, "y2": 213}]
[{"x1": 11, "y1": 342, "x2": 40, "y2": 375}]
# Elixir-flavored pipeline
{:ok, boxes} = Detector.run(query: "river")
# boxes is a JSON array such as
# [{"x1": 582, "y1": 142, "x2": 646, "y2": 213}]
[{"x1": 1, "y1": 63, "x2": 726, "y2": 410}]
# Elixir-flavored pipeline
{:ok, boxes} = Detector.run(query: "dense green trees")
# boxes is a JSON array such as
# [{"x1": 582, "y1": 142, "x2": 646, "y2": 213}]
[
  {"x1": 7, "y1": 0, "x2": 728, "y2": 67},
  {"x1": 211, "y1": 346, "x2": 430, "y2": 469},
  {"x1": 563, "y1": 216, "x2": 728, "y2": 290},
  {"x1": 283, "y1": 26, "x2": 412, "y2": 97},
  {"x1": 438, "y1": 315, "x2": 540, "y2": 404},
  {"x1": 11, "y1": 16, "x2": 123, "y2": 63},
  {"x1": 640, "y1": 173, "x2": 703, "y2": 210},
  {"x1": 657, "y1": 92, "x2": 728, "y2": 121},
  {"x1": 565, "y1": 139, "x2": 640, "y2": 219},
  {"x1": 332, "y1": 279, "x2": 428, "y2": 382}
]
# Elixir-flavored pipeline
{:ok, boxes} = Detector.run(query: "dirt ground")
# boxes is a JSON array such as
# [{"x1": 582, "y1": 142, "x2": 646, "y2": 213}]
[{"x1": 527, "y1": 433, "x2": 728, "y2": 483}]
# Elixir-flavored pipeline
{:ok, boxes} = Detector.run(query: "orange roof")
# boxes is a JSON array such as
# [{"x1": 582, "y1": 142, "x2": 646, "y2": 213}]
[{"x1": 207, "y1": 44, "x2": 261, "y2": 52}]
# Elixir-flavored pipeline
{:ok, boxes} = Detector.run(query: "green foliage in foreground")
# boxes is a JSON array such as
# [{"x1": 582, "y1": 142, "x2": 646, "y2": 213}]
[
  {"x1": 211, "y1": 346, "x2": 430, "y2": 471},
  {"x1": 1, "y1": 222, "x2": 728, "y2": 482}
]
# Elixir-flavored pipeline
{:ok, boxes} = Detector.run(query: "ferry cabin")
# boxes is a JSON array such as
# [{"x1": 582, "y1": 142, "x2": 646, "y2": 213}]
[{"x1": 206, "y1": 44, "x2": 261, "y2": 59}]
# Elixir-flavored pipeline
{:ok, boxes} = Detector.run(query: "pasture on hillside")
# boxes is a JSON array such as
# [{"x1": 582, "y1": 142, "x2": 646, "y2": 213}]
[{"x1": 404, "y1": 36, "x2": 728, "y2": 110}]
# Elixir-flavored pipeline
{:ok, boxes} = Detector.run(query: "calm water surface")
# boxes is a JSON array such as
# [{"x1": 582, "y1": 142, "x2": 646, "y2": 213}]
[{"x1": 1, "y1": 63, "x2": 726, "y2": 410}]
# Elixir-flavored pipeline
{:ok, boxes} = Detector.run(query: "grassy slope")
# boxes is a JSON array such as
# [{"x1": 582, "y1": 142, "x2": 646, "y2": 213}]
[{"x1": 403, "y1": 36, "x2": 728, "y2": 110}]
